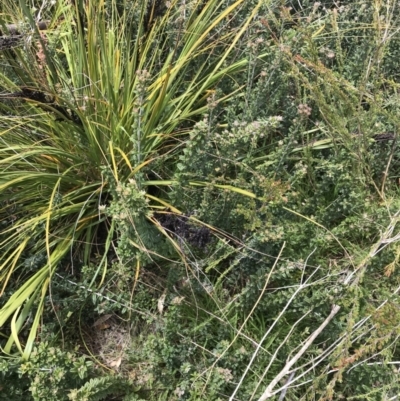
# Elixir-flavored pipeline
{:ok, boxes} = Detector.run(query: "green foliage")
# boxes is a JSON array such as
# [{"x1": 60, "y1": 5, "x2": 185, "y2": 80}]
[
  {"x1": 0, "y1": 340, "x2": 137, "y2": 400},
  {"x1": 0, "y1": 342, "x2": 92, "y2": 401},
  {"x1": 68, "y1": 376, "x2": 134, "y2": 401},
  {"x1": 1, "y1": 0, "x2": 400, "y2": 400}
]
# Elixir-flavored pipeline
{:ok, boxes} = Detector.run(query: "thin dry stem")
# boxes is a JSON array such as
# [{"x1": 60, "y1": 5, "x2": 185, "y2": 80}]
[{"x1": 257, "y1": 305, "x2": 341, "y2": 401}]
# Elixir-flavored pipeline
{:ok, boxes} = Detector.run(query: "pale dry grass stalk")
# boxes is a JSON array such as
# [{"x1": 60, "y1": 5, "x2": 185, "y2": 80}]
[
  {"x1": 229, "y1": 254, "x2": 331, "y2": 401},
  {"x1": 256, "y1": 304, "x2": 340, "y2": 401}
]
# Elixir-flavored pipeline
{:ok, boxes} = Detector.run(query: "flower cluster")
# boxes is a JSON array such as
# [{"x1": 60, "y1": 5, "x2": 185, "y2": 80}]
[
  {"x1": 214, "y1": 116, "x2": 283, "y2": 149},
  {"x1": 297, "y1": 103, "x2": 312, "y2": 117}
]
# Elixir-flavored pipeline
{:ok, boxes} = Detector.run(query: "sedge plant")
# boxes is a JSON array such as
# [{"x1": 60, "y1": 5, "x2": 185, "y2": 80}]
[{"x1": 0, "y1": 0, "x2": 264, "y2": 359}]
